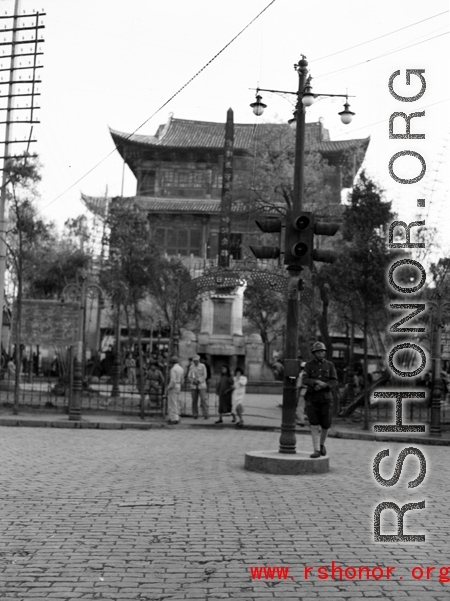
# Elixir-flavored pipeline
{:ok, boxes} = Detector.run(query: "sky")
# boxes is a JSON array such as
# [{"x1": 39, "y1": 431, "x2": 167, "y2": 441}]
[{"x1": 1, "y1": 0, "x2": 449, "y2": 252}]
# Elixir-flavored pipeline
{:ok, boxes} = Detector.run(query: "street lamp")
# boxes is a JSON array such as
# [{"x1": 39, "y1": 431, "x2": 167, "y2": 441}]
[
  {"x1": 62, "y1": 274, "x2": 103, "y2": 421},
  {"x1": 250, "y1": 55, "x2": 354, "y2": 454},
  {"x1": 250, "y1": 94, "x2": 267, "y2": 116}
]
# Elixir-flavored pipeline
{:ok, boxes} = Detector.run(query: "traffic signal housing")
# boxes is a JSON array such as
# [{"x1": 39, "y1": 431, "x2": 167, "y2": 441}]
[
  {"x1": 312, "y1": 220, "x2": 340, "y2": 264},
  {"x1": 284, "y1": 211, "x2": 314, "y2": 268},
  {"x1": 284, "y1": 211, "x2": 340, "y2": 268},
  {"x1": 249, "y1": 215, "x2": 282, "y2": 261}
]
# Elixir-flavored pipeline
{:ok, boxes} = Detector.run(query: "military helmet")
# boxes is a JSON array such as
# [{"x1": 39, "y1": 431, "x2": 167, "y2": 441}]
[{"x1": 311, "y1": 341, "x2": 326, "y2": 353}]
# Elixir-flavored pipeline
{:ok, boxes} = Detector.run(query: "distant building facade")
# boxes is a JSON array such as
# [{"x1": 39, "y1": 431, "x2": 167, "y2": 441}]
[{"x1": 83, "y1": 114, "x2": 370, "y2": 376}]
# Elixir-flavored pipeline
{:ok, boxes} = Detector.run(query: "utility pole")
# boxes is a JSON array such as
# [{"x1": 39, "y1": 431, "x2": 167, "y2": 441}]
[
  {"x1": 277, "y1": 58, "x2": 308, "y2": 453},
  {"x1": 62, "y1": 276, "x2": 104, "y2": 420},
  {"x1": 218, "y1": 108, "x2": 234, "y2": 268},
  {"x1": 0, "y1": 2, "x2": 45, "y2": 359},
  {"x1": 249, "y1": 56, "x2": 354, "y2": 455}
]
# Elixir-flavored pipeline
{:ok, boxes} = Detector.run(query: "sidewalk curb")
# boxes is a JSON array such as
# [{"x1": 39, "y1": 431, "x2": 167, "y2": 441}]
[
  {"x1": 1, "y1": 415, "x2": 450, "y2": 445},
  {"x1": 0, "y1": 418, "x2": 164, "y2": 430},
  {"x1": 330, "y1": 429, "x2": 450, "y2": 446}
]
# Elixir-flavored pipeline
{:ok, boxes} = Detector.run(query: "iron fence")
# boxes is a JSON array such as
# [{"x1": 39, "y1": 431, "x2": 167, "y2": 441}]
[
  {"x1": 0, "y1": 374, "x2": 217, "y2": 419},
  {"x1": 346, "y1": 393, "x2": 450, "y2": 426}
]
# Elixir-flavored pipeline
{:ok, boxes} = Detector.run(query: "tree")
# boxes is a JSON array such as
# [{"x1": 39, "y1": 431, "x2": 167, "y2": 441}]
[
  {"x1": 100, "y1": 199, "x2": 200, "y2": 415},
  {"x1": 326, "y1": 172, "x2": 394, "y2": 428},
  {"x1": 148, "y1": 256, "x2": 200, "y2": 338},
  {"x1": 243, "y1": 287, "x2": 285, "y2": 362},
  {"x1": 233, "y1": 123, "x2": 338, "y2": 358},
  {"x1": 25, "y1": 245, "x2": 91, "y2": 300},
  {"x1": 234, "y1": 123, "x2": 335, "y2": 212},
  {"x1": 4, "y1": 157, "x2": 43, "y2": 413},
  {"x1": 62, "y1": 215, "x2": 91, "y2": 252},
  {"x1": 100, "y1": 199, "x2": 162, "y2": 416}
]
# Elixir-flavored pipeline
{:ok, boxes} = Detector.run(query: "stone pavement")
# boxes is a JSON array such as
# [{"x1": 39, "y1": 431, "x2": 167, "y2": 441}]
[{"x1": 0, "y1": 423, "x2": 450, "y2": 600}]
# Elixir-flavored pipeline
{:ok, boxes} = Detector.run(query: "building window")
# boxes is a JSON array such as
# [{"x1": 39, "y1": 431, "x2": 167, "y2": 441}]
[
  {"x1": 140, "y1": 170, "x2": 155, "y2": 195},
  {"x1": 154, "y1": 227, "x2": 202, "y2": 257},
  {"x1": 160, "y1": 170, "x2": 204, "y2": 189},
  {"x1": 160, "y1": 170, "x2": 175, "y2": 187},
  {"x1": 212, "y1": 172, "x2": 223, "y2": 189}
]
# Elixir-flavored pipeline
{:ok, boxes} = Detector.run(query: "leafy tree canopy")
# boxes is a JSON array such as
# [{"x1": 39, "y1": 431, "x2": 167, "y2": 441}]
[{"x1": 234, "y1": 122, "x2": 336, "y2": 212}]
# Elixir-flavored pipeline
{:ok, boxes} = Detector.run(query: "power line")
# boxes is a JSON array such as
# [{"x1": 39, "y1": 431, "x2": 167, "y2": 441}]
[
  {"x1": 315, "y1": 31, "x2": 449, "y2": 81},
  {"x1": 312, "y1": 10, "x2": 448, "y2": 63},
  {"x1": 41, "y1": 4, "x2": 447, "y2": 215},
  {"x1": 41, "y1": 0, "x2": 278, "y2": 212}
]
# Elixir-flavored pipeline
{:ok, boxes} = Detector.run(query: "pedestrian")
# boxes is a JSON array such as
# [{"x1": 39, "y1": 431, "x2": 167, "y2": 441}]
[
  {"x1": 7, "y1": 357, "x2": 16, "y2": 380},
  {"x1": 146, "y1": 362, "x2": 165, "y2": 406},
  {"x1": 32, "y1": 352, "x2": 39, "y2": 376},
  {"x1": 296, "y1": 361, "x2": 307, "y2": 426},
  {"x1": 215, "y1": 365, "x2": 235, "y2": 424},
  {"x1": 232, "y1": 367, "x2": 247, "y2": 427},
  {"x1": 303, "y1": 341, "x2": 338, "y2": 458},
  {"x1": 188, "y1": 354, "x2": 209, "y2": 419},
  {"x1": 125, "y1": 354, "x2": 137, "y2": 388},
  {"x1": 167, "y1": 356, "x2": 184, "y2": 425},
  {"x1": 272, "y1": 359, "x2": 284, "y2": 381}
]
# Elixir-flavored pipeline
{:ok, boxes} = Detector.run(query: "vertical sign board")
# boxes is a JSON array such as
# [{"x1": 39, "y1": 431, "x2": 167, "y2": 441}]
[
  {"x1": 218, "y1": 108, "x2": 234, "y2": 268},
  {"x1": 12, "y1": 299, "x2": 79, "y2": 347}
]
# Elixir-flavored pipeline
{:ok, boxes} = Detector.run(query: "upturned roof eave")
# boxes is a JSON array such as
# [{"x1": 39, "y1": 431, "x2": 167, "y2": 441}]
[{"x1": 109, "y1": 126, "x2": 252, "y2": 155}]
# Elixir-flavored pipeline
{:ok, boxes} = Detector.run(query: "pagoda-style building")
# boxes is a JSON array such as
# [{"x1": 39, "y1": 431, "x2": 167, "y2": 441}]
[{"x1": 83, "y1": 114, "x2": 369, "y2": 376}]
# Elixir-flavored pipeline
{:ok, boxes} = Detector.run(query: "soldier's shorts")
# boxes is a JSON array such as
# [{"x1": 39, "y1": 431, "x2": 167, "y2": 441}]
[{"x1": 306, "y1": 400, "x2": 332, "y2": 429}]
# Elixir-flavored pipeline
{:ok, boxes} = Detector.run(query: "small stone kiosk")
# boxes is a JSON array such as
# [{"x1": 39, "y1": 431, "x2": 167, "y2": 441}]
[
  {"x1": 197, "y1": 283, "x2": 246, "y2": 374},
  {"x1": 195, "y1": 281, "x2": 265, "y2": 380}
]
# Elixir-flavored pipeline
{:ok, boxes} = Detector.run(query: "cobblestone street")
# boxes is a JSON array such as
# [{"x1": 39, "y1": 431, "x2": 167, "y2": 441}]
[{"x1": 1, "y1": 426, "x2": 449, "y2": 600}]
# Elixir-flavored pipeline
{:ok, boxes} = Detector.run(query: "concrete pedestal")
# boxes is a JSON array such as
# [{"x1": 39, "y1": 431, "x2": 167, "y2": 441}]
[{"x1": 245, "y1": 450, "x2": 329, "y2": 475}]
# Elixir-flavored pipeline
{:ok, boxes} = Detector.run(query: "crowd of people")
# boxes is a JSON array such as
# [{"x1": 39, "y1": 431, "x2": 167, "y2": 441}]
[
  {"x1": 166, "y1": 355, "x2": 247, "y2": 427},
  {"x1": 117, "y1": 349, "x2": 248, "y2": 427}
]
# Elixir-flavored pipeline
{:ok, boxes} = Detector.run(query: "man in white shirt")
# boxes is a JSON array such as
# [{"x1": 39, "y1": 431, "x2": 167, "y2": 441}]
[
  {"x1": 188, "y1": 354, "x2": 208, "y2": 419},
  {"x1": 167, "y1": 356, "x2": 184, "y2": 425}
]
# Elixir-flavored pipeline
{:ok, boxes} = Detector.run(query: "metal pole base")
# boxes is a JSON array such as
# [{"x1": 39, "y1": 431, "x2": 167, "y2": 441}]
[{"x1": 69, "y1": 357, "x2": 82, "y2": 421}]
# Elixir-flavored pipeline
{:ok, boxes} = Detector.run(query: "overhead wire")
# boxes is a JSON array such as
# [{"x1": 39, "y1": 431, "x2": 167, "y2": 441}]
[
  {"x1": 312, "y1": 10, "x2": 448, "y2": 63},
  {"x1": 40, "y1": 4, "x2": 448, "y2": 214},
  {"x1": 40, "y1": 0, "x2": 278, "y2": 211},
  {"x1": 314, "y1": 31, "x2": 449, "y2": 81}
]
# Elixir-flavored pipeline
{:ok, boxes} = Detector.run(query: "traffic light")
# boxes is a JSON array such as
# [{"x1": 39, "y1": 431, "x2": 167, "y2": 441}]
[
  {"x1": 284, "y1": 211, "x2": 340, "y2": 267},
  {"x1": 312, "y1": 220, "x2": 340, "y2": 264},
  {"x1": 284, "y1": 211, "x2": 314, "y2": 267},
  {"x1": 250, "y1": 211, "x2": 340, "y2": 265},
  {"x1": 249, "y1": 215, "x2": 282, "y2": 260}
]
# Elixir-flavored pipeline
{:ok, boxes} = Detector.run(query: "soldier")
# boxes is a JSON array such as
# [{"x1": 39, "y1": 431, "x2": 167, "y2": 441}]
[
  {"x1": 188, "y1": 354, "x2": 209, "y2": 419},
  {"x1": 303, "y1": 341, "x2": 338, "y2": 458}
]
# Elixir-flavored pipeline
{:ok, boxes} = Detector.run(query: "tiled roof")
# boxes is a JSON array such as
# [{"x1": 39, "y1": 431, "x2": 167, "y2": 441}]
[
  {"x1": 80, "y1": 194, "x2": 251, "y2": 217},
  {"x1": 110, "y1": 118, "x2": 258, "y2": 151},
  {"x1": 81, "y1": 193, "x2": 108, "y2": 218},
  {"x1": 110, "y1": 116, "x2": 369, "y2": 154},
  {"x1": 135, "y1": 196, "x2": 253, "y2": 213},
  {"x1": 135, "y1": 197, "x2": 222, "y2": 213},
  {"x1": 313, "y1": 138, "x2": 370, "y2": 153}
]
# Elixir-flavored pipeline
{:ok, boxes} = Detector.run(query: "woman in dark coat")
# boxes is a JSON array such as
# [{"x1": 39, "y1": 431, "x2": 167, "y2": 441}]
[{"x1": 215, "y1": 365, "x2": 235, "y2": 423}]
